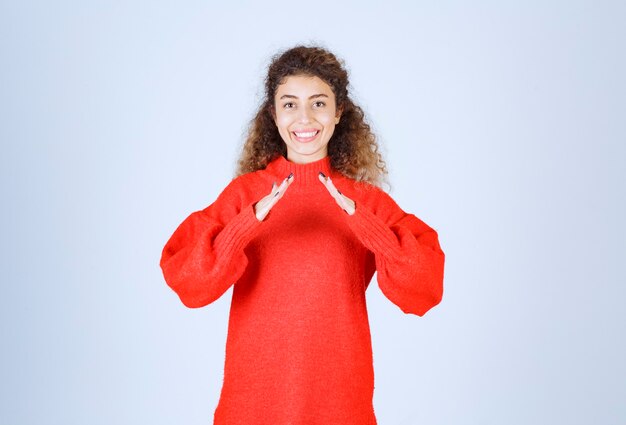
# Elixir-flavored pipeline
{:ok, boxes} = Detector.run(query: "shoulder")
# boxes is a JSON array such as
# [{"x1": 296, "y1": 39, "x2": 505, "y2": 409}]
[
  {"x1": 339, "y1": 177, "x2": 406, "y2": 224},
  {"x1": 199, "y1": 172, "x2": 257, "y2": 217},
  {"x1": 215, "y1": 170, "x2": 262, "y2": 200}
]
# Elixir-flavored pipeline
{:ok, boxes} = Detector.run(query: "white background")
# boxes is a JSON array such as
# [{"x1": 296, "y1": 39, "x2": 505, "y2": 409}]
[{"x1": 1, "y1": 1, "x2": 624, "y2": 424}]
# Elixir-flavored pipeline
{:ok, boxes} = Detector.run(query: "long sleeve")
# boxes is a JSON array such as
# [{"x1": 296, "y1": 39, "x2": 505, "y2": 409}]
[
  {"x1": 344, "y1": 187, "x2": 445, "y2": 316},
  {"x1": 159, "y1": 176, "x2": 264, "y2": 308}
]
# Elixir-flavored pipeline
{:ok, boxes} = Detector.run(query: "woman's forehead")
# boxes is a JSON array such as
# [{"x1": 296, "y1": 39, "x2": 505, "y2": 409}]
[{"x1": 275, "y1": 75, "x2": 334, "y2": 97}]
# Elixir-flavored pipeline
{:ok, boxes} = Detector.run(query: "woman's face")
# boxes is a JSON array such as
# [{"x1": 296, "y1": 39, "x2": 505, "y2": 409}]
[{"x1": 272, "y1": 74, "x2": 342, "y2": 164}]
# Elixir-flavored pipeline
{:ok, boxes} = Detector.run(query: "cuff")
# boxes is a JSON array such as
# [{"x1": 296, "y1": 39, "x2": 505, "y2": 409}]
[
  {"x1": 213, "y1": 201, "x2": 263, "y2": 258},
  {"x1": 343, "y1": 202, "x2": 402, "y2": 260}
]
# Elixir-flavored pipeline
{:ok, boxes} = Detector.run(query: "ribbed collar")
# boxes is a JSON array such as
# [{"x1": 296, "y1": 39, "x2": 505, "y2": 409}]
[{"x1": 265, "y1": 154, "x2": 334, "y2": 187}]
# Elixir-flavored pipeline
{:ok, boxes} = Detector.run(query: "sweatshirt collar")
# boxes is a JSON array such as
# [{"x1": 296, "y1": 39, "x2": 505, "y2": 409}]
[{"x1": 265, "y1": 154, "x2": 334, "y2": 187}]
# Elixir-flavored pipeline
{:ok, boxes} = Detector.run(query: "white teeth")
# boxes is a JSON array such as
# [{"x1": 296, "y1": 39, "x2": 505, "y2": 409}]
[{"x1": 294, "y1": 131, "x2": 318, "y2": 138}]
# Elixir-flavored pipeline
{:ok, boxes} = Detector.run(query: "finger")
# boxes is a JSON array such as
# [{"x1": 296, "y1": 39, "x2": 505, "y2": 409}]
[
  {"x1": 276, "y1": 179, "x2": 289, "y2": 196},
  {"x1": 271, "y1": 181, "x2": 279, "y2": 197},
  {"x1": 318, "y1": 174, "x2": 339, "y2": 200},
  {"x1": 274, "y1": 173, "x2": 293, "y2": 198},
  {"x1": 318, "y1": 172, "x2": 329, "y2": 187},
  {"x1": 318, "y1": 173, "x2": 336, "y2": 189},
  {"x1": 322, "y1": 175, "x2": 342, "y2": 198},
  {"x1": 279, "y1": 173, "x2": 293, "y2": 188}
]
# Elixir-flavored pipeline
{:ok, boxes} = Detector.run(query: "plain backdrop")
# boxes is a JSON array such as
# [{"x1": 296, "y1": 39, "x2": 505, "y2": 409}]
[{"x1": 1, "y1": 1, "x2": 624, "y2": 424}]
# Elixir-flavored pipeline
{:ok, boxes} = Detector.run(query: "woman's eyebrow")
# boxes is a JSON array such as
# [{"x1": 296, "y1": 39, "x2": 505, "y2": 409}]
[{"x1": 279, "y1": 93, "x2": 329, "y2": 100}]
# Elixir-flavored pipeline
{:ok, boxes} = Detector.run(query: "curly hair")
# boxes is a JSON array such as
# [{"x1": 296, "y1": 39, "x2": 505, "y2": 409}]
[{"x1": 234, "y1": 43, "x2": 390, "y2": 190}]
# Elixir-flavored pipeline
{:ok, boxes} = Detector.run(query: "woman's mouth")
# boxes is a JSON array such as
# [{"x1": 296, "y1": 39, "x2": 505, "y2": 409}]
[{"x1": 292, "y1": 130, "x2": 320, "y2": 143}]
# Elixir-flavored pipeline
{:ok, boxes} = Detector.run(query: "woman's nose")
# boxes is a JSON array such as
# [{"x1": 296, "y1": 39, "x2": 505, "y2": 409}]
[{"x1": 298, "y1": 107, "x2": 312, "y2": 123}]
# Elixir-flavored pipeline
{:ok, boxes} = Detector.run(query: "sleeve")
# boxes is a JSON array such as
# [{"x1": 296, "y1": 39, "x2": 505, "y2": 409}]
[
  {"x1": 343, "y1": 187, "x2": 445, "y2": 316},
  {"x1": 159, "y1": 177, "x2": 264, "y2": 308}
]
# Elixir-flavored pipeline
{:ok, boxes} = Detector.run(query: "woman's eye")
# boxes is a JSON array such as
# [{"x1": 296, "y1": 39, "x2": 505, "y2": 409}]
[
  {"x1": 283, "y1": 102, "x2": 294, "y2": 109},
  {"x1": 314, "y1": 101, "x2": 326, "y2": 107}
]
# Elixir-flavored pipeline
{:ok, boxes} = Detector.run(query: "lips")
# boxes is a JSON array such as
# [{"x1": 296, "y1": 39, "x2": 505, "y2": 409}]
[{"x1": 292, "y1": 129, "x2": 320, "y2": 142}]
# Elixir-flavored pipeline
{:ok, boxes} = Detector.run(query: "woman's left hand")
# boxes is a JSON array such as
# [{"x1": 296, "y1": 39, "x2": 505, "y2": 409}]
[{"x1": 318, "y1": 172, "x2": 356, "y2": 215}]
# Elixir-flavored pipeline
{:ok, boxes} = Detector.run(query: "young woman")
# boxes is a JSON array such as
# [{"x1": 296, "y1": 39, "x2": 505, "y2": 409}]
[{"x1": 160, "y1": 44, "x2": 445, "y2": 425}]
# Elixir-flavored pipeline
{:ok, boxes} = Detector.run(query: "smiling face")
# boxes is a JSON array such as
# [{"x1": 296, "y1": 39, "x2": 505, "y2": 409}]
[{"x1": 271, "y1": 74, "x2": 342, "y2": 164}]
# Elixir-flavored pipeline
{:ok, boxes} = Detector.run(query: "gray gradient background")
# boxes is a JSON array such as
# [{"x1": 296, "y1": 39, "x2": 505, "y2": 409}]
[{"x1": 2, "y1": 1, "x2": 624, "y2": 424}]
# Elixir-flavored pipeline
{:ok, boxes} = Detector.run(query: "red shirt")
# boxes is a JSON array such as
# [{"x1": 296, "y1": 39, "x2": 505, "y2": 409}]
[{"x1": 160, "y1": 154, "x2": 445, "y2": 424}]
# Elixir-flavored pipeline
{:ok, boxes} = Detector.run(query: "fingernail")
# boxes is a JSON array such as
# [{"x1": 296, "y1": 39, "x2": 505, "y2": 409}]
[
  {"x1": 337, "y1": 190, "x2": 342, "y2": 195},
  {"x1": 319, "y1": 171, "x2": 326, "y2": 178},
  {"x1": 287, "y1": 172, "x2": 293, "y2": 180},
  {"x1": 274, "y1": 191, "x2": 280, "y2": 197}
]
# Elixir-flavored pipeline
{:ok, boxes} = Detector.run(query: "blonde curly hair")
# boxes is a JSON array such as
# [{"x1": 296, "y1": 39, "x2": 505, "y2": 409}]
[{"x1": 234, "y1": 43, "x2": 390, "y2": 190}]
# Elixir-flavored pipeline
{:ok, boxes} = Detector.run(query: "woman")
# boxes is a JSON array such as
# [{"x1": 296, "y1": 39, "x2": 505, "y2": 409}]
[{"x1": 160, "y1": 44, "x2": 445, "y2": 425}]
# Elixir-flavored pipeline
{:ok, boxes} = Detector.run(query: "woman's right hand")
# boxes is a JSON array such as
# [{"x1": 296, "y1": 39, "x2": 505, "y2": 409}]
[{"x1": 254, "y1": 173, "x2": 294, "y2": 221}]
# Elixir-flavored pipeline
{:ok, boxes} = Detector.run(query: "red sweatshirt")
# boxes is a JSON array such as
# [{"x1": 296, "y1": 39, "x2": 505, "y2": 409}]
[{"x1": 160, "y1": 154, "x2": 445, "y2": 425}]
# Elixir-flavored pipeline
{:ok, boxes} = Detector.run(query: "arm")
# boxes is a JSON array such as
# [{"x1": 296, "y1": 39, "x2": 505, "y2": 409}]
[
  {"x1": 344, "y1": 188, "x2": 445, "y2": 316},
  {"x1": 159, "y1": 177, "x2": 263, "y2": 308}
]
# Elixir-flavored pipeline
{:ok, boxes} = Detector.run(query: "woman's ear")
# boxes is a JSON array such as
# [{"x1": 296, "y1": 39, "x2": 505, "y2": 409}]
[{"x1": 335, "y1": 104, "x2": 343, "y2": 124}]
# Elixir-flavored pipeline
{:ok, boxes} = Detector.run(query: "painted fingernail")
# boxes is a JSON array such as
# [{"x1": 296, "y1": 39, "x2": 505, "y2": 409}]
[
  {"x1": 287, "y1": 172, "x2": 293, "y2": 180},
  {"x1": 337, "y1": 190, "x2": 342, "y2": 195},
  {"x1": 319, "y1": 171, "x2": 326, "y2": 178},
  {"x1": 274, "y1": 191, "x2": 280, "y2": 197}
]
